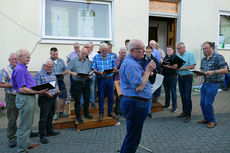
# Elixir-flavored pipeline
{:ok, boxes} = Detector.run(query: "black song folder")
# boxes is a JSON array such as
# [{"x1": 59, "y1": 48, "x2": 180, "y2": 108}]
[
  {"x1": 103, "y1": 68, "x2": 114, "y2": 74},
  {"x1": 31, "y1": 81, "x2": 55, "y2": 91},
  {"x1": 172, "y1": 56, "x2": 186, "y2": 69}
]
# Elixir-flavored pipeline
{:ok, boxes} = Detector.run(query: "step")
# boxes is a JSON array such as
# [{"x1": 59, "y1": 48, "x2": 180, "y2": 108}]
[
  {"x1": 53, "y1": 117, "x2": 75, "y2": 130},
  {"x1": 74, "y1": 115, "x2": 117, "y2": 131}
]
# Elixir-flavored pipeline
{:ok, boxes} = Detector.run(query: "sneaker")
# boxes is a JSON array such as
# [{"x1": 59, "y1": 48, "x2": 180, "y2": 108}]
[
  {"x1": 53, "y1": 114, "x2": 58, "y2": 120},
  {"x1": 171, "y1": 108, "x2": 178, "y2": 113},
  {"x1": 9, "y1": 140, "x2": 17, "y2": 148},
  {"x1": 162, "y1": 106, "x2": 170, "y2": 110},
  {"x1": 91, "y1": 103, "x2": 96, "y2": 109},
  {"x1": 177, "y1": 112, "x2": 186, "y2": 118},
  {"x1": 59, "y1": 112, "x2": 69, "y2": 118},
  {"x1": 40, "y1": 137, "x2": 48, "y2": 144},
  {"x1": 147, "y1": 113, "x2": 152, "y2": 118}
]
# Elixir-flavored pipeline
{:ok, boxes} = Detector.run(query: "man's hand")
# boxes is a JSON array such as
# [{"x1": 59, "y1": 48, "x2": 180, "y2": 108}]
[
  {"x1": 71, "y1": 72, "x2": 78, "y2": 77},
  {"x1": 205, "y1": 70, "x2": 215, "y2": 76},
  {"x1": 44, "y1": 91, "x2": 53, "y2": 98},
  {"x1": 146, "y1": 60, "x2": 156, "y2": 73},
  {"x1": 36, "y1": 89, "x2": 49, "y2": 94}
]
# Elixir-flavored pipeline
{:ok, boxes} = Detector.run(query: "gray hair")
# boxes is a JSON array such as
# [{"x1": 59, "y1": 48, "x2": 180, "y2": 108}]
[
  {"x1": 177, "y1": 42, "x2": 185, "y2": 48},
  {"x1": 99, "y1": 43, "x2": 109, "y2": 50},
  {"x1": 16, "y1": 49, "x2": 29, "y2": 60},
  {"x1": 127, "y1": 39, "x2": 142, "y2": 52},
  {"x1": 42, "y1": 59, "x2": 53, "y2": 66},
  {"x1": 119, "y1": 47, "x2": 127, "y2": 53},
  {"x1": 8, "y1": 52, "x2": 16, "y2": 60}
]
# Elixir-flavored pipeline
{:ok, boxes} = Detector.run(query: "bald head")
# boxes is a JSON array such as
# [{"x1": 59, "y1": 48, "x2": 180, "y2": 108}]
[
  {"x1": 149, "y1": 40, "x2": 156, "y2": 49},
  {"x1": 8, "y1": 53, "x2": 17, "y2": 68},
  {"x1": 79, "y1": 47, "x2": 88, "y2": 60},
  {"x1": 128, "y1": 39, "x2": 145, "y2": 60}
]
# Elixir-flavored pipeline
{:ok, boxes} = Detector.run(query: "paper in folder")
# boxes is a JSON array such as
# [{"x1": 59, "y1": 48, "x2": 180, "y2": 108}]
[
  {"x1": 103, "y1": 68, "x2": 114, "y2": 74},
  {"x1": 31, "y1": 81, "x2": 55, "y2": 91},
  {"x1": 172, "y1": 56, "x2": 186, "y2": 69}
]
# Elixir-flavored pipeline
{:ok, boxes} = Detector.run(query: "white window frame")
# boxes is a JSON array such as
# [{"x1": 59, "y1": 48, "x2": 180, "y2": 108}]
[
  {"x1": 41, "y1": 0, "x2": 113, "y2": 44},
  {"x1": 218, "y1": 11, "x2": 230, "y2": 50}
]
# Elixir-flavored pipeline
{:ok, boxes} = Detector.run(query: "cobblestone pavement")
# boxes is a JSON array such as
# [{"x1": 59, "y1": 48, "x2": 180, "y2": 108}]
[{"x1": 0, "y1": 90, "x2": 230, "y2": 153}]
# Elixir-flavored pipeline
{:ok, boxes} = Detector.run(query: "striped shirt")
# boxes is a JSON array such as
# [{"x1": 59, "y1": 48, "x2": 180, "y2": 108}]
[
  {"x1": 92, "y1": 53, "x2": 116, "y2": 78},
  {"x1": 34, "y1": 69, "x2": 58, "y2": 95},
  {"x1": 0, "y1": 64, "x2": 17, "y2": 94}
]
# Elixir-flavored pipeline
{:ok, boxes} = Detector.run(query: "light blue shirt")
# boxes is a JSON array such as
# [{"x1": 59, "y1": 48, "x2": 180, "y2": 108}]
[
  {"x1": 152, "y1": 48, "x2": 161, "y2": 63},
  {"x1": 119, "y1": 54, "x2": 152, "y2": 99},
  {"x1": 177, "y1": 51, "x2": 196, "y2": 76}
]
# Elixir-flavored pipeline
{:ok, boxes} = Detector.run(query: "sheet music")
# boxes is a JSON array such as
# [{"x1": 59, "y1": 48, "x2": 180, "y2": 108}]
[
  {"x1": 49, "y1": 81, "x2": 56, "y2": 87},
  {"x1": 151, "y1": 74, "x2": 164, "y2": 94}
]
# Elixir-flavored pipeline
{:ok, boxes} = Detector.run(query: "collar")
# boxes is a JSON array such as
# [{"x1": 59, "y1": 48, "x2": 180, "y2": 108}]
[
  {"x1": 18, "y1": 62, "x2": 27, "y2": 69},
  {"x1": 41, "y1": 69, "x2": 52, "y2": 75}
]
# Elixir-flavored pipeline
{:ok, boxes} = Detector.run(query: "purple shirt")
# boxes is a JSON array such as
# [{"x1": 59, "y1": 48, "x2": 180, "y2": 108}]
[
  {"x1": 66, "y1": 51, "x2": 79, "y2": 63},
  {"x1": 12, "y1": 63, "x2": 36, "y2": 93},
  {"x1": 115, "y1": 57, "x2": 124, "y2": 81}
]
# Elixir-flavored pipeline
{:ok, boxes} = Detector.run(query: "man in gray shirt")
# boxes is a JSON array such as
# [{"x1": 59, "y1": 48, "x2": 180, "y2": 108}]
[{"x1": 66, "y1": 47, "x2": 93, "y2": 123}]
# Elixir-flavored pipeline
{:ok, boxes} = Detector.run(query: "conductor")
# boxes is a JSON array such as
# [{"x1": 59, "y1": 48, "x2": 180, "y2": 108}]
[{"x1": 119, "y1": 39, "x2": 156, "y2": 153}]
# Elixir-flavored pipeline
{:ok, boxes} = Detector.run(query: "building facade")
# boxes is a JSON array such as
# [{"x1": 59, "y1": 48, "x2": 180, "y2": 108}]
[{"x1": 0, "y1": 0, "x2": 230, "y2": 70}]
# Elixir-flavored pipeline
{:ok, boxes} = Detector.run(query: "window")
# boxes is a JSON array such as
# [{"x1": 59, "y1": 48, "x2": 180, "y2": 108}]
[
  {"x1": 219, "y1": 11, "x2": 230, "y2": 49},
  {"x1": 43, "y1": 0, "x2": 112, "y2": 42}
]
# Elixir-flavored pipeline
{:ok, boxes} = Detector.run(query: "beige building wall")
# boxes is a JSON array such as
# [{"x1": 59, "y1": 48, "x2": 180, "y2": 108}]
[{"x1": 180, "y1": 0, "x2": 230, "y2": 67}]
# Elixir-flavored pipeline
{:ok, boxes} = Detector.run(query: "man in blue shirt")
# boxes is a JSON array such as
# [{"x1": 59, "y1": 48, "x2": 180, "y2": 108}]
[
  {"x1": 176, "y1": 42, "x2": 196, "y2": 122},
  {"x1": 119, "y1": 39, "x2": 156, "y2": 153},
  {"x1": 92, "y1": 43, "x2": 117, "y2": 121}
]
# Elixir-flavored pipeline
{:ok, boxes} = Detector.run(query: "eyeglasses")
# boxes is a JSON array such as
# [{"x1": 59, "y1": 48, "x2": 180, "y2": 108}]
[{"x1": 203, "y1": 47, "x2": 210, "y2": 50}]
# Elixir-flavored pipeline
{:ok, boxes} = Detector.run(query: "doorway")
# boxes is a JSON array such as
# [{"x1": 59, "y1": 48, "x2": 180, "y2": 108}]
[{"x1": 148, "y1": 16, "x2": 177, "y2": 51}]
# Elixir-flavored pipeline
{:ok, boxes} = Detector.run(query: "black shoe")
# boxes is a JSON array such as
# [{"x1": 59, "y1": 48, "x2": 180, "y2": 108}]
[
  {"x1": 40, "y1": 137, "x2": 48, "y2": 144},
  {"x1": 177, "y1": 113, "x2": 186, "y2": 118},
  {"x1": 76, "y1": 117, "x2": 83, "y2": 124},
  {"x1": 91, "y1": 103, "x2": 96, "y2": 109},
  {"x1": 184, "y1": 116, "x2": 191, "y2": 123},
  {"x1": 30, "y1": 132, "x2": 39, "y2": 137},
  {"x1": 84, "y1": 114, "x2": 93, "y2": 119},
  {"x1": 46, "y1": 131, "x2": 60, "y2": 137},
  {"x1": 9, "y1": 140, "x2": 17, "y2": 148},
  {"x1": 147, "y1": 113, "x2": 152, "y2": 118}
]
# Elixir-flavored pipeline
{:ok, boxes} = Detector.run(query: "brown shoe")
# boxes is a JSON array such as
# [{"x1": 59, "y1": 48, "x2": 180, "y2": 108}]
[
  {"x1": 98, "y1": 114, "x2": 103, "y2": 121},
  {"x1": 197, "y1": 120, "x2": 209, "y2": 124},
  {"x1": 108, "y1": 112, "x2": 118, "y2": 120},
  {"x1": 177, "y1": 112, "x2": 186, "y2": 118},
  {"x1": 207, "y1": 122, "x2": 217, "y2": 128},
  {"x1": 28, "y1": 144, "x2": 40, "y2": 149},
  {"x1": 184, "y1": 116, "x2": 191, "y2": 123}
]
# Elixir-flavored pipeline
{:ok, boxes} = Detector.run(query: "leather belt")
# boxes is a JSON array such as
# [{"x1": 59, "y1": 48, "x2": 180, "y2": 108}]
[
  {"x1": 122, "y1": 95, "x2": 150, "y2": 102},
  {"x1": 102, "y1": 75, "x2": 113, "y2": 79},
  {"x1": 179, "y1": 74, "x2": 193, "y2": 78},
  {"x1": 165, "y1": 74, "x2": 177, "y2": 77}
]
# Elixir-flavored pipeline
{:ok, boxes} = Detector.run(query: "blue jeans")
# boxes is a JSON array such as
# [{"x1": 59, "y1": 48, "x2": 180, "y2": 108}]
[
  {"x1": 200, "y1": 83, "x2": 220, "y2": 123},
  {"x1": 147, "y1": 98, "x2": 152, "y2": 113},
  {"x1": 153, "y1": 86, "x2": 161, "y2": 99},
  {"x1": 178, "y1": 76, "x2": 193, "y2": 116},
  {"x1": 97, "y1": 77, "x2": 114, "y2": 115},
  {"x1": 163, "y1": 76, "x2": 177, "y2": 109},
  {"x1": 90, "y1": 76, "x2": 96, "y2": 103},
  {"x1": 120, "y1": 97, "x2": 148, "y2": 153}
]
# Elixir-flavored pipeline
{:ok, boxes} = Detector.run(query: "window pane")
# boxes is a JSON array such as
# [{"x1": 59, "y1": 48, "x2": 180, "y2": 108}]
[
  {"x1": 45, "y1": 0, "x2": 110, "y2": 39},
  {"x1": 219, "y1": 15, "x2": 230, "y2": 47}
]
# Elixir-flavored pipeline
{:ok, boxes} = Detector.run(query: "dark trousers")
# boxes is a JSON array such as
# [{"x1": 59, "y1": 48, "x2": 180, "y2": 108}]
[
  {"x1": 70, "y1": 75, "x2": 74, "y2": 98},
  {"x1": 5, "y1": 92, "x2": 18, "y2": 142},
  {"x1": 38, "y1": 96, "x2": 56, "y2": 137},
  {"x1": 178, "y1": 76, "x2": 193, "y2": 116},
  {"x1": 163, "y1": 76, "x2": 178, "y2": 109},
  {"x1": 73, "y1": 80, "x2": 90, "y2": 118},
  {"x1": 120, "y1": 96, "x2": 148, "y2": 153}
]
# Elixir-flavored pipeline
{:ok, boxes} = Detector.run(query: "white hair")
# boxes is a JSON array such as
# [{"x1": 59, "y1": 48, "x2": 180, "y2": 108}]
[
  {"x1": 119, "y1": 47, "x2": 127, "y2": 53},
  {"x1": 42, "y1": 59, "x2": 52, "y2": 66},
  {"x1": 8, "y1": 52, "x2": 16, "y2": 60},
  {"x1": 16, "y1": 49, "x2": 29, "y2": 60},
  {"x1": 99, "y1": 43, "x2": 109, "y2": 50},
  {"x1": 177, "y1": 42, "x2": 185, "y2": 48}
]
